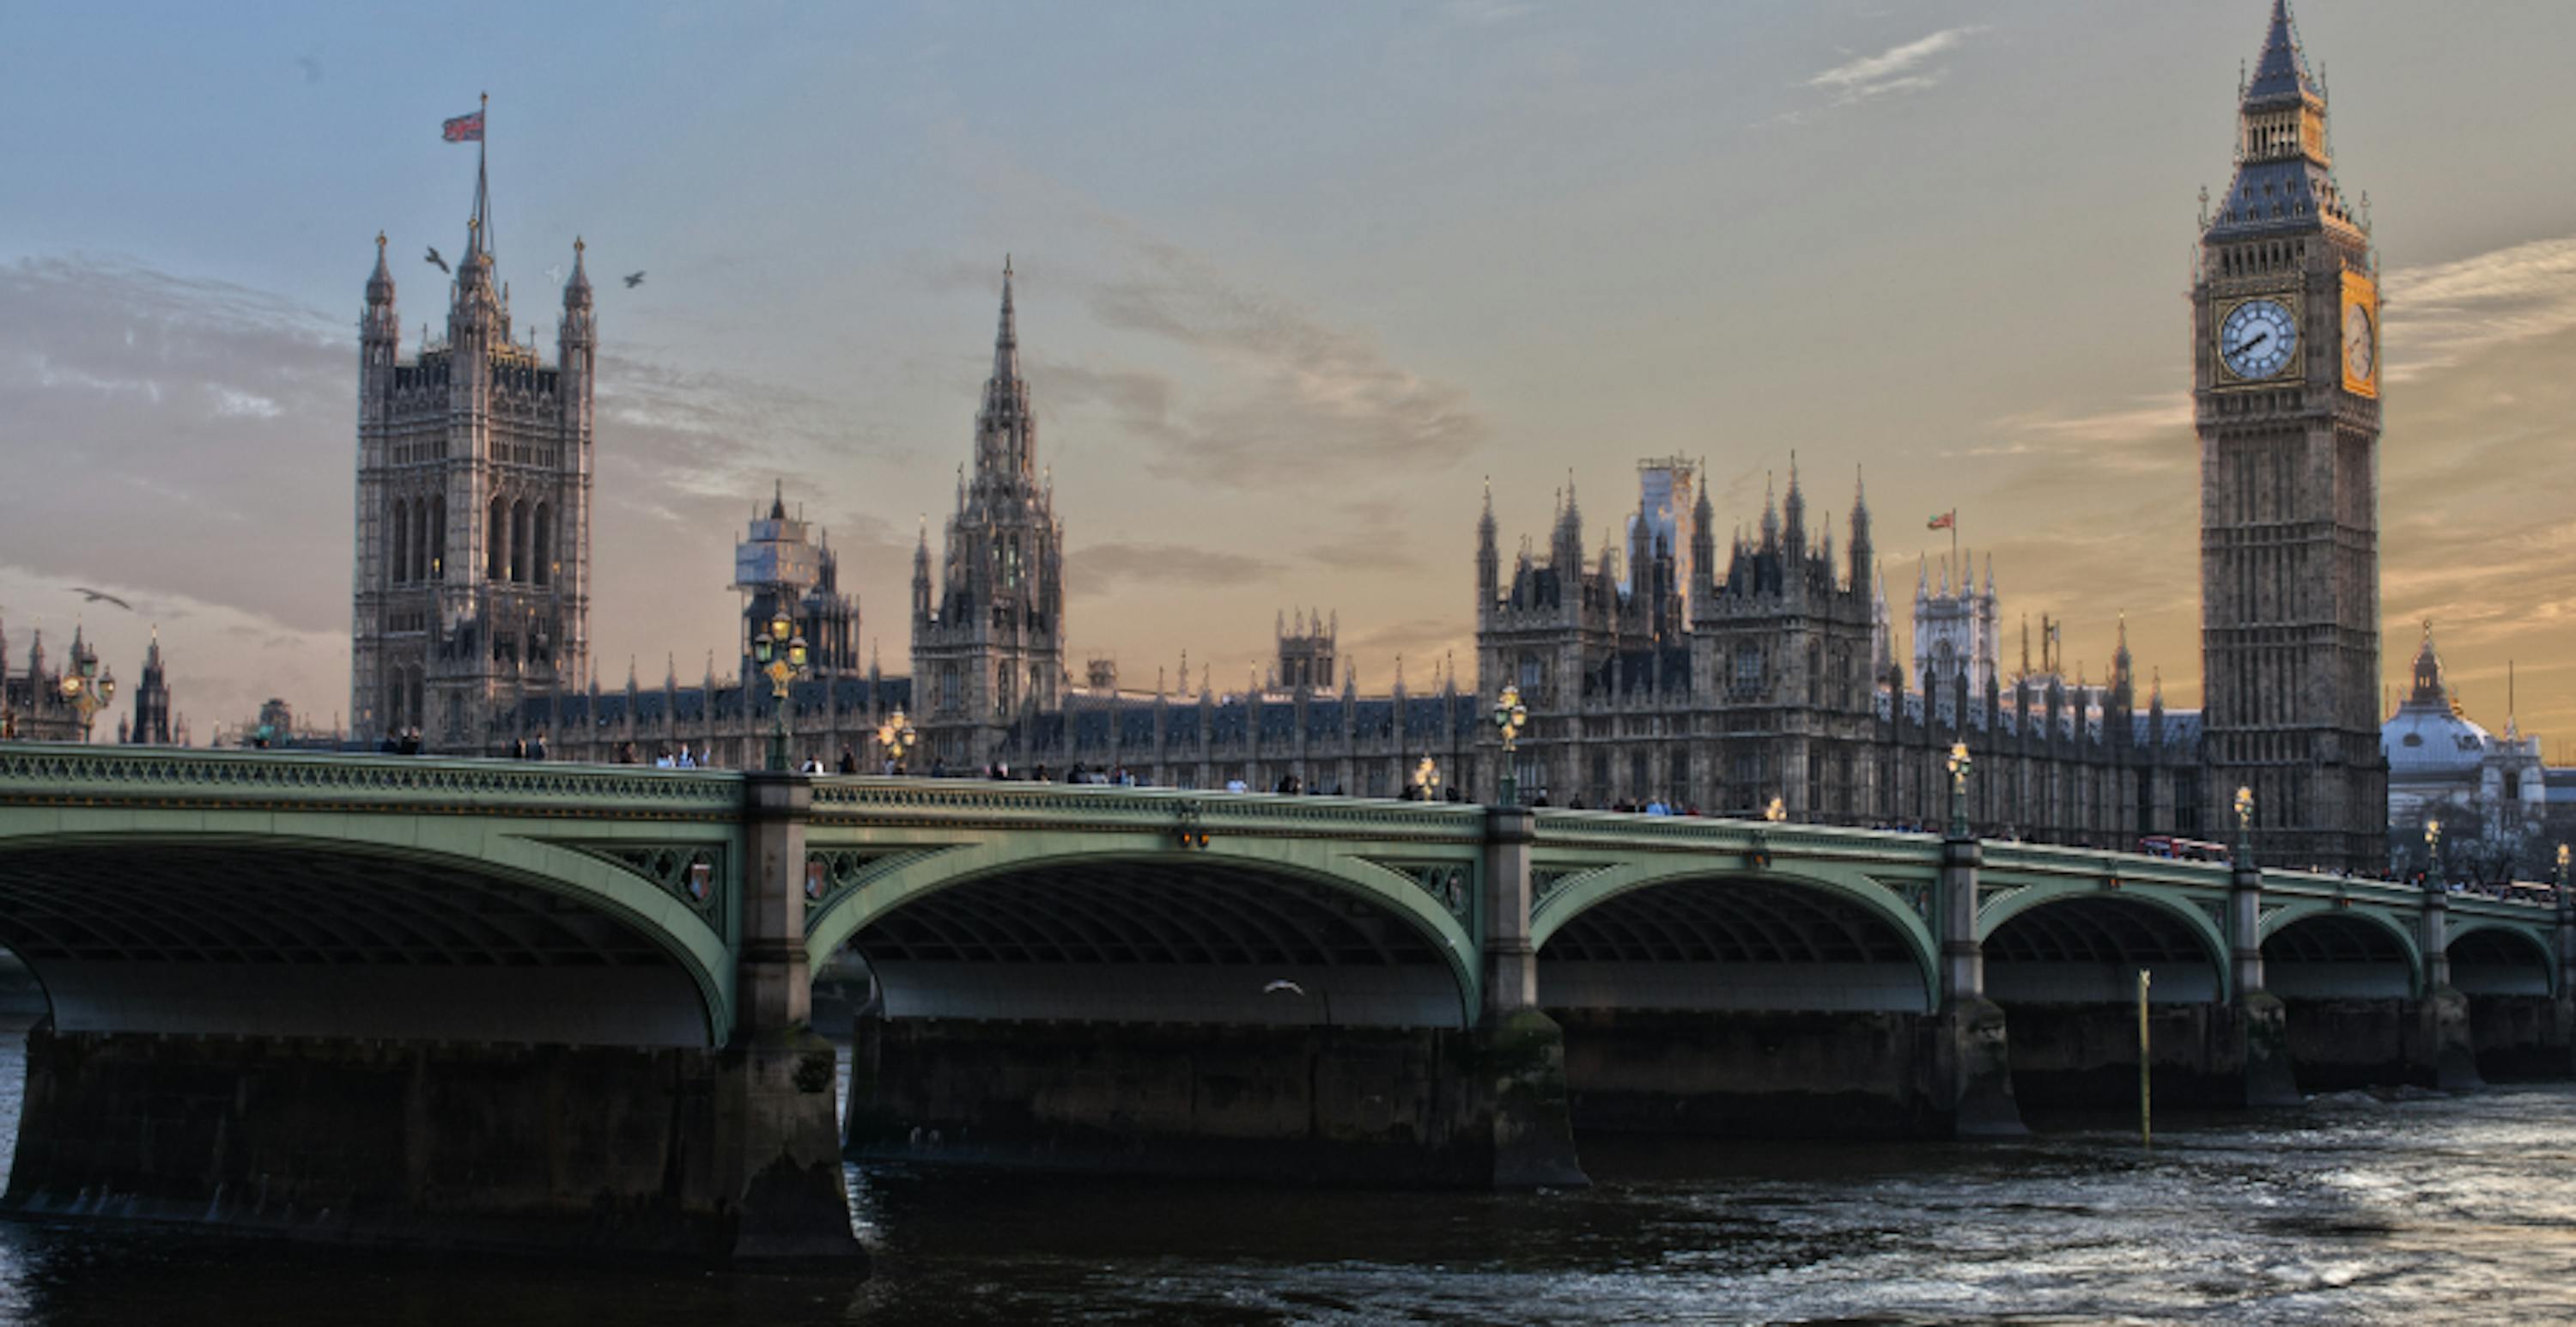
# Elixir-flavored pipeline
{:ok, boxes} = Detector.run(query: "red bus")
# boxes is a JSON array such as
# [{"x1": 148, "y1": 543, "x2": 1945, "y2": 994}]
[{"x1": 2138, "y1": 835, "x2": 2230, "y2": 862}]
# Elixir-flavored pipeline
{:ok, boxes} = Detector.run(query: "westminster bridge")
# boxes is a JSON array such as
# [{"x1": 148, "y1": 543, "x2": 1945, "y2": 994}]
[{"x1": 0, "y1": 744, "x2": 2565, "y2": 1261}]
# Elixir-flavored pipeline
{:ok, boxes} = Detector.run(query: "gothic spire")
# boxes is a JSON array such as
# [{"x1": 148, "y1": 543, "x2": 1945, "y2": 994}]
[
  {"x1": 993, "y1": 255, "x2": 1019, "y2": 386},
  {"x1": 564, "y1": 236, "x2": 592, "y2": 307},
  {"x1": 2244, "y1": 0, "x2": 2319, "y2": 109},
  {"x1": 769, "y1": 478, "x2": 787, "y2": 522},
  {"x1": 367, "y1": 232, "x2": 394, "y2": 305}
]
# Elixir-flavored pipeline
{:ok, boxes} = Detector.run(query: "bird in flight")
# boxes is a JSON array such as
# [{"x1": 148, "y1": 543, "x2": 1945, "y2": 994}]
[
  {"x1": 623, "y1": 271, "x2": 646, "y2": 289},
  {"x1": 71, "y1": 587, "x2": 132, "y2": 611},
  {"x1": 424, "y1": 246, "x2": 451, "y2": 274}
]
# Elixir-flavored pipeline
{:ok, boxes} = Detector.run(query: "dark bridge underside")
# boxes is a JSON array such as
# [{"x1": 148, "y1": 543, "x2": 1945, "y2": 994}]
[
  {"x1": 2264, "y1": 913, "x2": 2414, "y2": 999},
  {"x1": 0, "y1": 843, "x2": 708, "y2": 1045},
  {"x1": 1986, "y1": 897, "x2": 2220, "y2": 1003},
  {"x1": 2451, "y1": 928, "x2": 2552, "y2": 997},
  {"x1": 1538, "y1": 878, "x2": 1929, "y2": 1013},
  {"x1": 853, "y1": 858, "x2": 1465, "y2": 1027}
]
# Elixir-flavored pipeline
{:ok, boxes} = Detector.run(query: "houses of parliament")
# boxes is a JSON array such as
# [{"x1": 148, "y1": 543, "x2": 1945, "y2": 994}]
[{"x1": 365, "y1": 3, "x2": 2390, "y2": 869}]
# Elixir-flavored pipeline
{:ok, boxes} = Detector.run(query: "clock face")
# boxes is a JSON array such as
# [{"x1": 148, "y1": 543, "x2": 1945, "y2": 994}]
[
  {"x1": 2221, "y1": 298, "x2": 2298, "y2": 380},
  {"x1": 2344, "y1": 302, "x2": 2375, "y2": 380}
]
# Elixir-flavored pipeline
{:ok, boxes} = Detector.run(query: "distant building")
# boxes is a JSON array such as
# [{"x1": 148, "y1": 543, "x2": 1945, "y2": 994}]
[
  {"x1": 123, "y1": 629, "x2": 173, "y2": 745},
  {"x1": 2381, "y1": 625, "x2": 2564, "y2": 861},
  {"x1": 733, "y1": 482, "x2": 860, "y2": 681},
  {"x1": 0, "y1": 624, "x2": 97, "y2": 742},
  {"x1": 1912, "y1": 555, "x2": 1999, "y2": 698}
]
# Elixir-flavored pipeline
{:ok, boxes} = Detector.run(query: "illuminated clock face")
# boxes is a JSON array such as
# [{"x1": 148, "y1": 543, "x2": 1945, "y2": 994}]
[
  {"x1": 2221, "y1": 299, "x2": 2298, "y2": 380},
  {"x1": 2343, "y1": 302, "x2": 2375, "y2": 380}
]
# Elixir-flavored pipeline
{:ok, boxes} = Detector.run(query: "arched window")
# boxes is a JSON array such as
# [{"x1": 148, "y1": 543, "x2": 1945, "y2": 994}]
[
  {"x1": 533, "y1": 502, "x2": 551, "y2": 586},
  {"x1": 405, "y1": 668, "x2": 424, "y2": 731},
  {"x1": 487, "y1": 497, "x2": 507, "y2": 580},
  {"x1": 428, "y1": 495, "x2": 446, "y2": 580},
  {"x1": 391, "y1": 498, "x2": 409, "y2": 585},
  {"x1": 510, "y1": 500, "x2": 530, "y2": 583}
]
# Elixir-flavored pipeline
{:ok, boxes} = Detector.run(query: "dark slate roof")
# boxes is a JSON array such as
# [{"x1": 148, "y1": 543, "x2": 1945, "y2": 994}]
[
  {"x1": 1259, "y1": 705, "x2": 1296, "y2": 743},
  {"x1": 2245, "y1": 1, "x2": 2318, "y2": 107},
  {"x1": 1121, "y1": 707, "x2": 1157, "y2": 745}
]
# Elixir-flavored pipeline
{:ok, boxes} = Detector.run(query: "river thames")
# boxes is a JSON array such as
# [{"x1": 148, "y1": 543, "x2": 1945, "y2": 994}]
[{"x1": 0, "y1": 1037, "x2": 2567, "y2": 1325}]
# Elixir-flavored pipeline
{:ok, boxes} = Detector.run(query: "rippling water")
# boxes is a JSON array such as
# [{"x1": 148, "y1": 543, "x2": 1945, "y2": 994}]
[{"x1": 0, "y1": 1037, "x2": 2567, "y2": 1325}]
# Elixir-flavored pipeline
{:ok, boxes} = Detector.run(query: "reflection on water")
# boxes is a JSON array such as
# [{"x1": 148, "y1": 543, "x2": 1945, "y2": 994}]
[{"x1": 0, "y1": 1035, "x2": 2569, "y2": 1324}]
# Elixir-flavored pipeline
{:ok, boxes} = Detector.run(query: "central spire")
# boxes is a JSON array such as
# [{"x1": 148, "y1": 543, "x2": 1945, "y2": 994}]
[{"x1": 993, "y1": 255, "x2": 1018, "y2": 386}]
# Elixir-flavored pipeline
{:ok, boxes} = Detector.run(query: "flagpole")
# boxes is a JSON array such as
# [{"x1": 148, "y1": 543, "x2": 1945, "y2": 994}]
[{"x1": 480, "y1": 91, "x2": 489, "y2": 254}]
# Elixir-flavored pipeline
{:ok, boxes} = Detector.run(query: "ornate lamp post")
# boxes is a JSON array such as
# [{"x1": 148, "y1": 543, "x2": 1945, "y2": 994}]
[
  {"x1": 58, "y1": 654, "x2": 115, "y2": 744},
  {"x1": 2423, "y1": 818, "x2": 2443, "y2": 886},
  {"x1": 2555, "y1": 843, "x2": 2570, "y2": 910},
  {"x1": 1412, "y1": 754, "x2": 1441, "y2": 802},
  {"x1": 2233, "y1": 785, "x2": 2256, "y2": 867},
  {"x1": 1492, "y1": 683, "x2": 1527, "y2": 807},
  {"x1": 1764, "y1": 795, "x2": 1787, "y2": 824},
  {"x1": 750, "y1": 612, "x2": 809, "y2": 774},
  {"x1": 876, "y1": 708, "x2": 918, "y2": 775},
  {"x1": 1945, "y1": 741, "x2": 1973, "y2": 840}
]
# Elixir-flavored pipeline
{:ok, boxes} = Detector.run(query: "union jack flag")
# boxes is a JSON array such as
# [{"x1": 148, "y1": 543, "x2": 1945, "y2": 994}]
[
  {"x1": 441, "y1": 110, "x2": 483, "y2": 143},
  {"x1": 1927, "y1": 510, "x2": 1954, "y2": 531}
]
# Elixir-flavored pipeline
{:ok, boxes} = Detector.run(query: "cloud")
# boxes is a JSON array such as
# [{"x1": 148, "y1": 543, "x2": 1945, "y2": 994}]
[
  {"x1": 1064, "y1": 240, "x2": 1488, "y2": 490},
  {"x1": 1064, "y1": 542, "x2": 1281, "y2": 599},
  {"x1": 2381, "y1": 234, "x2": 2576, "y2": 383},
  {"x1": 1807, "y1": 27, "x2": 1981, "y2": 106}
]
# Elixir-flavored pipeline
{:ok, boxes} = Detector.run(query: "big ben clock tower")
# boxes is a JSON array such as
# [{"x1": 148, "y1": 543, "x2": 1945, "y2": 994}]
[{"x1": 2195, "y1": 0, "x2": 2385, "y2": 870}]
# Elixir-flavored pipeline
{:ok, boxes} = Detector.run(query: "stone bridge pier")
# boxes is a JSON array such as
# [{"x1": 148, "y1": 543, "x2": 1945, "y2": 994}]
[{"x1": 0, "y1": 751, "x2": 860, "y2": 1265}]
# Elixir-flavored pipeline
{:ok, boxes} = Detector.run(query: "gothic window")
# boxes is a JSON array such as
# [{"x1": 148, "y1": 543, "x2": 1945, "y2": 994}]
[
  {"x1": 510, "y1": 501, "x2": 530, "y2": 584},
  {"x1": 1518, "y1": 654, "x2": 1544, "y2": 696},
  {"x1": 1732, "y1": 645, "x2": 1763, "y2": 692},
  {"x1": 487, "y1": 497, "x2": 507, "y2": 580},
  {"x1": 532, "y1": 503, "x2": 552, "y2": 586},
  {"x1": 391, "y1": 499, "x2": 409, "y2": 585},
  {"x1": 429, "y1": 496, "x2": 446, "y2": 580},
  {"x1": 995, "y1": 663, "x2": 1015, "y2": 715},
  {"x1": 1005, "y1": 535, "x2": 1023, "y2": 589}
]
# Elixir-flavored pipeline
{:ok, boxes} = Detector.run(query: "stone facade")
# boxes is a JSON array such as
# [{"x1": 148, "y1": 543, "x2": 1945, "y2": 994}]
[{"x1": 350, "y1": 146, "x2": 594, "y2": 749}]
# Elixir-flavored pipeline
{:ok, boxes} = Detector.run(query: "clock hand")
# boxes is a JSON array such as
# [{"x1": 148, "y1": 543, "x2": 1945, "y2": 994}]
[{"x1": 2233, "y1": 331, "x2": 2270, "y2": 356}]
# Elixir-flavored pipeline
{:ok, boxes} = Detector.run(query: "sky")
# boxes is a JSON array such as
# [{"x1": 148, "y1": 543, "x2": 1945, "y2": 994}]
[{"x1": 3, "y1": 1, "x2": 2574, "y2": 752}]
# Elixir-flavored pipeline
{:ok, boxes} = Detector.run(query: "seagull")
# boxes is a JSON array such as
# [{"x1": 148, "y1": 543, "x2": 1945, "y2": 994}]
[
  {"x1": 544, "y1": 265, "x2": 565, "y2": 287},
  {"x1": 424, "y1": 246, "x2": 450, "y2": 274},
  {"x1": 623, "y1": 271, "x2": 646, "y2": 289},
  {"x1": 71, "y1": 587, "x2": 132, "y2": 611}
]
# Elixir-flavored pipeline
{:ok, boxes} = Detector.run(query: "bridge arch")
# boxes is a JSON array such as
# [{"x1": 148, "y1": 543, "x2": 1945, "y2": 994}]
[
  {"x1": 2447, "y1": 921, "x2": 2556, "y2": 997},
  {"x1": 806, "y1": 835, "x2": 1481, "y2": 1027},
  {"x1": 2259, "y1": 904, "x2": 2422, "y2": 1000},
  {"x1": 0, "y1": 825, "x2": 733, "y2": 1046},
  {"x1": 1980, "y1": 886, "x2": 2228, "y2": 1005},
  {"x1": 1528, "y1": 861, "x2": 1937, "y2": 1014}
]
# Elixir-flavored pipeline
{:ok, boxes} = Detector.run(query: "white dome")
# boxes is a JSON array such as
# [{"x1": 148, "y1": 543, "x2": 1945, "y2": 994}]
[{"x1": 2383, "y1": 701, "x2": 2490, "y2": 777}]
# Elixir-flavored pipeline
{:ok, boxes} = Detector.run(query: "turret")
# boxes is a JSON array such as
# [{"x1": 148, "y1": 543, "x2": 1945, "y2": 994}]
[
  {"x1": 1475, "y1": 478, "x2": 1499, "y2": 617},
  {"x1": 1848, "y1": 467, "x2": 1873, "y2": 593},
  {"x1": 911, "y1": 518, "x2": 932, "y2": 624},
  {"x1": 1782, "y1": 454, "x2": 1806, "y2": 555},
  {"x1": 362, "y1": 233, "x2": 399, "y2": 374},
  {"x1": 1691, "y1": 477, "x2": 1716, "y2": 601}
]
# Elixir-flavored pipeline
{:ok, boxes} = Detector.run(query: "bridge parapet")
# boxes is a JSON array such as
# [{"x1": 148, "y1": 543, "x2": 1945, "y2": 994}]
[
  {"x1": 0, "y1": 742, "x2": 742, "y2": 819},
  {"x1": 807, "y1": 776, "x2": 1486, "y2": 843}
]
